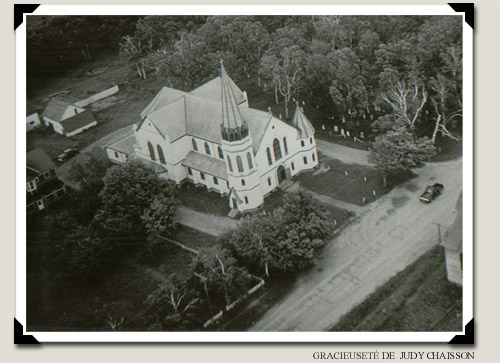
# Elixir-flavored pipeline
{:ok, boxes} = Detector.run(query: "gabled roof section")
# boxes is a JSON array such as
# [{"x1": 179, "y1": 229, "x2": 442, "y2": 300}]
[
  {"x1": 291, "y1": 104, "x2": 315, "y2": 139},
  {"x1": 60, "y1": 110, "x2": 95, "y2": 133},
  {"x1": 220, "y1": 60, "x2": 244, "y2": 129},
  {"x1": 42, "y1": 99, "x2": 73, "y2": 122},
  {"x1": 182, "y1": 151, "x2": 227, "y2": 180},
  {"x1": 189, "y1": 75, "x2": 246, "y2": 106},
  {"x1": 140, "y1": 86, "x2": 187, "y2": 119},
  {"x1": 27, "y1": 147, "x2": 55, "y2": 174},
  {"x1": 147, "y1": 96, "x2": 187, "y2": 140},
  {"x1": 106, "y1": 134, "x2": 136, "y2": 155}
]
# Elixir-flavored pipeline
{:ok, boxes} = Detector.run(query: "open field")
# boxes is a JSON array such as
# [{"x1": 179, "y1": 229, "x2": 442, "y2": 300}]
[{"x1": 331, "y1": 246, "x2": 462, "y2": 332}]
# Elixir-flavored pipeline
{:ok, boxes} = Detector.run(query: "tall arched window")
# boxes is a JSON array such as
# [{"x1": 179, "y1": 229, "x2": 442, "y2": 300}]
[
  {"x1": 266, "y1": 147, "x2": 273, "y2": 166},
  {"x1": 227, "y1": 156, "x2": 233, "y2": 172},
  {"x1": 204, "y1": 142, "x2": 211, "y2": 155},
  {"x1": 236, "y1": 156, "x2": 244, "y2": 173},
  {"x1": 246, "y1": 152, "x2": 253, "y2": 169},
  {"x1": 218, "y1": 146, "x2": 224, "y2": 159},
  {"x1": 192, "y1": 138, "x2": 198, "y2": 151},
  {"x1": 157, "y1": 145, "x2": 166, "y2": 164},
  {"x1": 283, "y1": 137, "x2": 289, "y2": 155},
  {"x1": 147, "y1": 141, "x2": 156, "y2": 161},
  {"x1": 273, "y1": 138, "x2": 282, "y2": 161}
]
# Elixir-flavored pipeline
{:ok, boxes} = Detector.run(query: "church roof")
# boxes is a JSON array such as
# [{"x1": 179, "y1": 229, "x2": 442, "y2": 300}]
[
  {"x1": 182, "y1": 150, "x2": 227, "y2": 180},
  {"x1": 145, "y1": 93, "x2": 273, "y2": 152},
  {"x1": 106, "y1": 134, "x2": 136, "y2": 155},
  {"x1": 291, "y1": 104, "x2": 315, "y2": 139},
  {"x1": 190, "y1": 75, "x2": 246, "y2": 106},
  {"x1": 140, "y1": 87, "x2": 187, "y2": 119}
]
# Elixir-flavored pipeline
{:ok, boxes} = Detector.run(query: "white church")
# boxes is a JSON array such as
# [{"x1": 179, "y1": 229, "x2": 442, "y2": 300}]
[{"x1": 106, "y1": 62, "x2": 318, "y2": 214}]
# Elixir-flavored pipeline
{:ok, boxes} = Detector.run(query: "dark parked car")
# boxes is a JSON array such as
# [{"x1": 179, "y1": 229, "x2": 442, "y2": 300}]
[
  {"x1": 419, "y1": 183, "x2": 444, "y2": 203},
  {"x1": 57, "y1": 148, "x2": 79, "y2": 162}
]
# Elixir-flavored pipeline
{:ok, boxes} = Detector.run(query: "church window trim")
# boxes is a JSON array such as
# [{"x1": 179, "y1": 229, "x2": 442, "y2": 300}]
[
  {"x1": 227, "y1": 156, "x2": 233, "y2": 172},
  {"x1": 205, "y1": 142, "x2": 211, "y2": 155},
  {"x1": 218, "y1": 146, "x2": 224, "y2": 159},
  {"x1": 283, "y1": 137, "x2": 289, "y2": 155},
  {"x1": 147, "y1": 141, "x2": 156, "y2": 161},
  {"x1": 157, "y1": 145, "x2": 166, "y2": 165},
  {"x1": 192, "y1": 138, "x2": 198, "y2": 151},
  {"x1": 266, "y1": 147, "x2": 273, "y2": 166},
  {"x1": 236, "y1": 156, "x2": 244, "y2": 173},
  {"x1": 247, "y1": 152, "x2": 253, "y2": 169},
  {"x1": 273, "y1": 138, "x2": 282, "y2": 161}
]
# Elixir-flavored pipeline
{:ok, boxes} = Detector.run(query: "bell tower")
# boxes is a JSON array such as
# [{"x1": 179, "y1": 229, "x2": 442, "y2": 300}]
[{"x1": 219, "y1": 60, "x2": 263, "y2": 213}]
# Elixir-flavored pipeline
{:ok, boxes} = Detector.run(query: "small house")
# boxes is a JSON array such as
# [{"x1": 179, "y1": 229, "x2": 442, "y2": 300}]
[
  {"x1": 441, "y1": 194, "x2": 463, "y2": 285},
  {"x1": 26, "y1": 113, "x2": 41, "y2": 132},
  {"x1": 27, "y1": 148, "x2": 66, "y2": 214},
  {"x1": 41, "y1": 98, "x2": 97, "y2": 137}
]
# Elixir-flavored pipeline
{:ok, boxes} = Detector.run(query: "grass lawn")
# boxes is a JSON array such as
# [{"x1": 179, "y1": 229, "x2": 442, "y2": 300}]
[
  {"x1": 176, "y1": 182, "x2": 230, "y2": 216},
  {"x1": 316, "y1": 131, "x2": 371, "y2": 151},
  {"x1": 296, "y1": 155, "x2": 397, "y2": 206},
  {"x1": 331, "y1": 246, "x2": 462, "y2": 332}
]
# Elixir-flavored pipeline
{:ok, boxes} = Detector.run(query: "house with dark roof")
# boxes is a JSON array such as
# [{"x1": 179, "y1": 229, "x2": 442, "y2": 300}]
[
  {"x1": 41, "y1": 98, "x2": 97, "y2": 137},
  {"x1": 27, "y1": 148, "x2": 66, "y2": 214},
  {"x1": 106, "y1": 62, "x2": 318, "y2": 214},
  {"x1": 441, "y1": 193, "x2": 463, "y2": 285}
]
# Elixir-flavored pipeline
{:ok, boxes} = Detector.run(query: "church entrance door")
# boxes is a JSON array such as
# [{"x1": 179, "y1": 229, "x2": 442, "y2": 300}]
[{"x1": 277, "y1": 165, "x2": 287, "y2": 185}]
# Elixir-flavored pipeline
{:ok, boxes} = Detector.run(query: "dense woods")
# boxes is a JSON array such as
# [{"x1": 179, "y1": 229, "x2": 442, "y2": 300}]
[{"x1": 28, "y1": 15, "x2": 463, "y2": 146}]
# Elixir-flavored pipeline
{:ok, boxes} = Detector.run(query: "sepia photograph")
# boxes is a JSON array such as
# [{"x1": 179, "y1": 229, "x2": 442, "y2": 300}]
[{"x1": 18, "y1": 5, "x2": 472, "y2": 342}]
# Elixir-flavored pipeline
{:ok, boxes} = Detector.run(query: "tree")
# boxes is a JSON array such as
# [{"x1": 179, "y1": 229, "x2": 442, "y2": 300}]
[
  {"x1": 145, "y1": 274, "x2": 201, "y2": 331},
  {"x1": 368, "y1": 127, "x2": 437, "y2": 186},
  {"x1": 191, "y1": 246, "x2": 251, "y2": 307},
  {"x1": 141, "y1": 191, "x2": 179, "y2": 238},
  {"x1": 260, "y1": 45, "x2": 306, "y2": 118},
  {"x1": 225, "y1": 192, "x2": 333, "y2": 275},
  {"x1": 95, "y1": 160, "x2": 176, "y2": 237}
]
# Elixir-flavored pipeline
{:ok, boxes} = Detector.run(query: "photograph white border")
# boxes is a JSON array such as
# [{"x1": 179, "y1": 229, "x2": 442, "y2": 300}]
[{"x1": 16, "y1": 4, "x2": 473, "y2": 343}]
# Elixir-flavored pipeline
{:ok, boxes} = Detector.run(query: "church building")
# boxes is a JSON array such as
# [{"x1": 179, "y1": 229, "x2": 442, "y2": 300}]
[{"x1": 106, "y1": 62, "x2": 318, "y2": 214}]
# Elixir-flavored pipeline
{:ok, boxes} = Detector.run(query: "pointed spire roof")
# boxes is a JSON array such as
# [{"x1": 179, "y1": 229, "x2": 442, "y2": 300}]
[
  {"x1": 220, "y1": 59, "x2": 244, "y2": 129},
  {"x1": 291, "y1": 103, "x2": 315, "y2": 139}
]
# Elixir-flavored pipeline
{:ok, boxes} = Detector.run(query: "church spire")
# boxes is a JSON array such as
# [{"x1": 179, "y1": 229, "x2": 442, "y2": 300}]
[
  {"x1": 291, "y1": 102, "x2": 315, "y2": 139},
  {"x1": 220, "y1": 59, "x2": 248, "y2": 141}
]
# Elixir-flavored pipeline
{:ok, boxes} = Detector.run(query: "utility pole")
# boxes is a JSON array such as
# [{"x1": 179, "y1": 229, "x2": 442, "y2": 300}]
[{"x1": 194, "y1": 273, "x2": 213, "y2": 315}]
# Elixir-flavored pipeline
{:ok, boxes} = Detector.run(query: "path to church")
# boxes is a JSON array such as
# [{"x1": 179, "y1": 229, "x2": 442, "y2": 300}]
[{"x1": 250, "y1": 157, "x2": 463, "y2": 331}]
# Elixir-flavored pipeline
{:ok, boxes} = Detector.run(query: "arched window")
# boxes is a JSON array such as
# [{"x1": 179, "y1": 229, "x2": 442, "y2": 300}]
[
  {"x1": 192, "y1": 138, "x2": 198, "y2": 151},
  {"x1": 218, "y1": 146, "x2": 224, "y2": 159},
  {"x1": 283, "y1": 137, "x2": 289, "y2": 155},
  {"x1": 204, "y1": 142, "x2": 211, "y2": 155},
  {"x1": 236, "y1": 156, "x2": 244, "y2": 173},
  {"x1": 157, "y1": 145, "x2": 166, "y2": 164},
  {"x1": 312, "y1": 153, "x2": 316, "y2": 162},
  {"x1": 147, "y1": 141, "x2": 156, "y2": 161},
  {"x1": 227, "y1": 156, "x2": 233, "y2": 172},
  {"x1": 247, "y1": 152, "x2": 253, "y2": 169},
  {"x1": 303, "y1": 156, "x2": 308, "y2": 165},
  {"x1": 273, "y1": 138, "x2": 282, "y2": 161},
  {"x1": 266, "y1": 147, "x2": 273, "y2": 166}
]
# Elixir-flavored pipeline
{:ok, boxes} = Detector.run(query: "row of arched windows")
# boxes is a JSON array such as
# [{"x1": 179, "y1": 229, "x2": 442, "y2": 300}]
[
  {"x1": 192, "y1": 138, "x2": 225, "y2": 160},
  {"x1": 266, "y1": 137, "x2": 288, "y2": 166},
  {"x1": 147, "y1": 142, "x2": 166, "y2": 165},
  {"x1": 227, "y1": 152, "x2": 254, "y2": 173}
]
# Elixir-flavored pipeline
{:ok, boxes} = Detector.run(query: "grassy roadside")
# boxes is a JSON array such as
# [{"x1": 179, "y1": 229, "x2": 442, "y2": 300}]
[{"x1": 330, "y1": 246, "x2": 462, "y2": 332}]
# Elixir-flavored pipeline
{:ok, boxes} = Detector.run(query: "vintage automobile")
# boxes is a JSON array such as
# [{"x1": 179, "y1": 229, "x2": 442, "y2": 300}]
[
  {"x1": 419, "y1": 183, "x2": 444, "y2": 203},
  {"x1": 56, "y1": 148, "x2": 80, "y2": 162}
]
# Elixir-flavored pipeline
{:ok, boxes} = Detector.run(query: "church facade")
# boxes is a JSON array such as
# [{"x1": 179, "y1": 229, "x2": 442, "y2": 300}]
[{"x1": 106, "y1": 63, "x2": 318, "y2": 213}]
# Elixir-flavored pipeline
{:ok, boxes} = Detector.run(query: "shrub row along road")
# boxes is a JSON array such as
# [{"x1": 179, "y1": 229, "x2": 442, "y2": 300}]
[{"x1": 250, "y1": 157, "x2": 463, "y2": 331}]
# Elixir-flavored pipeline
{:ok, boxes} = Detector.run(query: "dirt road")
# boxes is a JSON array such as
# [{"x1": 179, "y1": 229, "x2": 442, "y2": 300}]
[
  {"x1": 250, "y1": 158, "x2": 463, "y2": 331},
  {"x1": 316, "y1": 139, "x2": 370, "y2": 166},
  {"x1": 176, "y1": 206, "x2": 238, "y2": 237}
]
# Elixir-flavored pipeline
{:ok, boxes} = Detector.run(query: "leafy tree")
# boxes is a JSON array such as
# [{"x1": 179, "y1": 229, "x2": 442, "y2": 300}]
[
  {"x1": 225, "y1": 192, "x2": 333, "y2": 275},
  {"x1": 95, "y1": 160, "x2": 176, "y2": 237},
  {"x1": 368, "y1": 127, "x2": 437, "y2": 186},
  {"x1": 191, "y1": 246, "x2": 251, "y2": 307},
  {"x1": 141, "y1": 191, "x2": 178, "y2": 238},
  {"x1": 96, "y1": 300, "x2": 134, "y2": 331},
  {"x1": 145, "y1": 274, "x2": 201, "y2": 331}
]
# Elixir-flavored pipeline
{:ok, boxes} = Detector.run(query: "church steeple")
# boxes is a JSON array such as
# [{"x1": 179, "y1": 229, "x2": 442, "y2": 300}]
[
  {"x1": 220, "y1": 59, "x2": 248, "y2": 141},
  {"x1": 291, "y1": 102, "x2": 315, "y2": 139}
]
